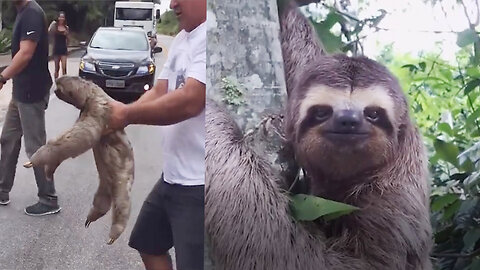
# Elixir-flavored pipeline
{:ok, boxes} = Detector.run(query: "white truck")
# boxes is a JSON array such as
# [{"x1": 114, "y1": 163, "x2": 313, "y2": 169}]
[{"x1": 114, "y1": 1, "x2": 162, "y2": 48}]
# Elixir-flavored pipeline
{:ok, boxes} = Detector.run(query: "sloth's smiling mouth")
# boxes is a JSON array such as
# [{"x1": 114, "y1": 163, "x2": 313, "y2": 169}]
[{"x1": 323, "y1": 131, "x2": 370, "y2": 143}]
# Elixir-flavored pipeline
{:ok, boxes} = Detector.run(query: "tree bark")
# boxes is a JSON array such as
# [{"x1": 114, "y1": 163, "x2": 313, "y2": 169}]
[
  {"x1": 207, "y1": 0, "x2": 287, "y2": 131},
  {"x1": 206, "y1": 0, "x2": 289, "y2": 269}
]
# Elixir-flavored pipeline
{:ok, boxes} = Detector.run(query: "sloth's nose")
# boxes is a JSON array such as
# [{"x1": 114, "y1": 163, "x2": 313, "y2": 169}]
[{"x1": 333, "y1": 110, "x2": 362, "y2": 133}]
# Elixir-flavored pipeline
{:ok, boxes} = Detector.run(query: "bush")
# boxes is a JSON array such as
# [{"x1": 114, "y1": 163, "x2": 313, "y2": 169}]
[
  {"x1": 157, "y1": 10, "x2": 179, "y2": 36},
  {"x1": 0, "y1": 29, "x2": 12, "y2": 54}
]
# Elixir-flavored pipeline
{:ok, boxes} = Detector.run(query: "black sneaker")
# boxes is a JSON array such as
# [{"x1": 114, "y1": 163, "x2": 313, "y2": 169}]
[
  {"x1": 24, "y1": 202, "x2": 61, "y2": 216},
  {"x1": 0, "y1": 193, "x2": 9, "y2": 205}
]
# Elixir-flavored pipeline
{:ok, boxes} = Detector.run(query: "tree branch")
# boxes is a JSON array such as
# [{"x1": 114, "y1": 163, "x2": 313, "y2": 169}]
[
  {"x1": 475, "y1": 0, "x2": 480, "y2": 26},
  {"x1": 460, "y1": 0, "x2": 474, "y2": 27}
]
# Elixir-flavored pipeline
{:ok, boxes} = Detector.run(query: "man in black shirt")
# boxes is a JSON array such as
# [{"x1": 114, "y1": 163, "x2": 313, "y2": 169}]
[{"x1": 0, "y1": 0, "x2": 59, "y2": 216}]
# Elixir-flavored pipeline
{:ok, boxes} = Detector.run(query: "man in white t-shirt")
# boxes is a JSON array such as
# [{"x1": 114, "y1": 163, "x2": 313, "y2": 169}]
[{"x1": 106, "y1": 0, "x2": 206, "y2": 269}]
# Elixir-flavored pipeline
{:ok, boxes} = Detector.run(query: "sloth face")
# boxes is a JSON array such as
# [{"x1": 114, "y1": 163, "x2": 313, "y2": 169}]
[
  {"x1": 287, "y1": 55, "x2": 408, "y2": 181},
  {"x1": 294, "y1": 85, "x2": 399, "y2": 179},
  {"x1": 54, "y1": 76, "x2": 90, "y2": 109}
]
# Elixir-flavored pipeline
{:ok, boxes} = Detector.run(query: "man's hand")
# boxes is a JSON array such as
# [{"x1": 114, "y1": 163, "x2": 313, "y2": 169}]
[{"x1": 105, "y1": 100, "x2": 129, "y2": 134}]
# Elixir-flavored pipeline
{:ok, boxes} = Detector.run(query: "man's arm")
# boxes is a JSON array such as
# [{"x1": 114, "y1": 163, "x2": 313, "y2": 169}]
[
  {"x1": 109, "y1": 77, "x2": 205, "y2": 129},
  {"x1": 0, "y1": 40, "x2": 37, "y2": 85}
]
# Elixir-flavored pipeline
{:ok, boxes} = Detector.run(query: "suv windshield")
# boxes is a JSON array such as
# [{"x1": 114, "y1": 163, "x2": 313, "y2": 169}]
[
  {"x1": 90, "y1": 29, "x2": 148, "y2": 51},
  {"x1": 116, "y1": 8, "x2": 152, "y2": 21}
]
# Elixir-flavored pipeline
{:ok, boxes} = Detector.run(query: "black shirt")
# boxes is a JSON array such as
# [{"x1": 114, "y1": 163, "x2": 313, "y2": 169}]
[{"x1": 11, "y1": 0, "x2": 52, "y2": 103}]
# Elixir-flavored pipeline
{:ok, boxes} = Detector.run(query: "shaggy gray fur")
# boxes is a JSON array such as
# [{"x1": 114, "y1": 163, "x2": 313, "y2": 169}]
[
  {"x1": 206, "y1": 1, "x2": 432, "y2": 269},
  {"x1": 25, "y1": 76, "x2": 134, "y2": 245},
  {"x1": 206, "y1": 97, "x2": 431, "y2": 269},
  {"x1": 280, "y1": 0, "x2": 326, "y2": 94}
]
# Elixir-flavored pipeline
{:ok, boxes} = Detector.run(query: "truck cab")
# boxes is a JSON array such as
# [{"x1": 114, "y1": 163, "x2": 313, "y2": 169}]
[{"x1": 114, "y1": 1, "x2": 162, "y2": 48}]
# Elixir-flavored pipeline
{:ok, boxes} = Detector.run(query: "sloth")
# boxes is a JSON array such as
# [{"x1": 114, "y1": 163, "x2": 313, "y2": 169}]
[
  {"x1": 205, "y1": 1, "x2": 432, "y2": 269},
  {"x1": 24, "y1": 76, "x2": 135, "y2": 245}
]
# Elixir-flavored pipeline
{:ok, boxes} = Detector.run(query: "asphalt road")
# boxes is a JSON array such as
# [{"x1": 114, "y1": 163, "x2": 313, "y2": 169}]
[{"x1": 0, "y1": 35, "x2": 175, "y2": 270}]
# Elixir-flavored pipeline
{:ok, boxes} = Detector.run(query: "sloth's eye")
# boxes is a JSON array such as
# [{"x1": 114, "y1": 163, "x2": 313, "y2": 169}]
[
  {"x1": 364, "y1": 107, "x2": 381, "y2": 122},
  {"x1": 313, "y1": 106, "x2": 333, "y2": 122}
]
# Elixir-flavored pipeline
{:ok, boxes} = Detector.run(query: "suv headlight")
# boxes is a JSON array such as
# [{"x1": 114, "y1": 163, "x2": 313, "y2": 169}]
[
  {"x1": 80, "y1": 59, "x2": 95, "y2": 72},
  {"x1": 136, "y1": 63, "x2": 155, "y2": 75}
]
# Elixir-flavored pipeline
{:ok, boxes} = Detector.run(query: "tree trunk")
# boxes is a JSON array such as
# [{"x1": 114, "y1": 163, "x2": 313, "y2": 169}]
[
  {"x1": 205, "y1": 0, "x2": 288, "y2": 269},
  {"x1": 207, "y1": 0, "x2": 287, "y2": 130}
]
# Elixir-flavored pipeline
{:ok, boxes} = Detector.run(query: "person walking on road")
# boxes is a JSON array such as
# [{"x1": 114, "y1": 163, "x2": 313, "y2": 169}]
[
  {"x1": 106, "y1": 0, "x2": 206, "y2": 269},
  {"x1": 0, "y1": 0, "x2": 60, "y2": 216},
  {"x1": 49, "y1": 11, "x2": 69, "y2": 79}
]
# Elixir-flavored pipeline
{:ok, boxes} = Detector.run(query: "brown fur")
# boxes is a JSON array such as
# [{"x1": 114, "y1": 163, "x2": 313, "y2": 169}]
[
  {"x1": 205, "y1": 1, "x2": 432, "y2": 269},
  {"x1": 25, "y1": 76, "x2": 134, "y2": 245}
]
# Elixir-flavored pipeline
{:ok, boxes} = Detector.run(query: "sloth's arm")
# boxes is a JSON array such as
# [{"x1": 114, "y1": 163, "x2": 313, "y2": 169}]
[
  {"x1": 205, "y1": 100, "x2": 366, "y2": 270},
  {"x1": 49, "y1": 116, "x2": 105, "y2": 158},
  {"x1": 28, "y1": 114, "x2": 106, "y2": 168},
  {"x1": 279, "y1": 0, "x2": 326, "y2": 94}
]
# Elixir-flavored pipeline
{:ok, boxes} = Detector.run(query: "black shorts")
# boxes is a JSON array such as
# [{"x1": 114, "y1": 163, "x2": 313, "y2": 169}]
[{"x1": 129, "y1": 176, "x2": 204, "y2": 270}]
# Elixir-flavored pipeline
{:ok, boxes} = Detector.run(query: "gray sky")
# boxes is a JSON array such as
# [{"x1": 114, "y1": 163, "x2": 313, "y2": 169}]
[{"x1": 159, "y1": 0, "x2": 171, "y2": 14}]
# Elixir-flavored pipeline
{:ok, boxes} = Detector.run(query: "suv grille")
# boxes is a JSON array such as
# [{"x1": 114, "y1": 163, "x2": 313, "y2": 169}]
[{"x1": 98, "y1": 62, "x2": 135, "y2": 78}]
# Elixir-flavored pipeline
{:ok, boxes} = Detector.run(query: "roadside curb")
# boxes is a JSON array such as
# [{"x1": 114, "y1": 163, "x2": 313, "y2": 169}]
[{"x1": 0, "y1": 46, "x2": 84, "y2": 73}]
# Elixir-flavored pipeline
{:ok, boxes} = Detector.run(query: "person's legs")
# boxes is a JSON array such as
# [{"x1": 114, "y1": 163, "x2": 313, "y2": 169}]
[
  {"x1": 166, "y1": 184, "x2": 204, "y2": 270},
  {"x1": 53, "y1": 55, "x2": 60, "y2": 79},
  {"x1": 129, "y1": 178, "x2": 174, "y2": 270},
  {"x1": 140, "y1": 253, "x2": 173, "y2": 270},
  {"x1": 17, "y1": 95, "x2": 59, "y2": 211},
  {"x1": 0, "y1": 99, "x2": 23, "y2": 204},
  {"x1": 60, "y1": 55, "x2": 67, "y2": 76}
]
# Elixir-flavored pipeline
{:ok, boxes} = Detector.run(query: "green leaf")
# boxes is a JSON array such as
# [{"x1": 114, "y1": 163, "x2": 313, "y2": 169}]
[
  {"x1": 437, "y1": 122, "x2": 454, "y2": 136},
  {"x1": 463, "y1": 228, "x2": 480, "y2": 252},
  {"x1": 464, "y1": 79, "x2": 480, "y2": 95},
  {"x1": 457, "y1": 29, "x2": 480, "y2": 47},
  {"x1": 431, "y1": 193, "x2": 459, "y2": 212},
  {"x1": 439, "y1": 67, "x2": 454, "y2": 80},
  {"x1": 443, "y1": 199, "x2": 462, "y2": 220},
  {"x1": 466, "y1": 67, "x2": 480, "y2": 77},
  {"x1": 433, "y1": 139, "x2": 460, "y2": 167},
  {"x1": 321, "y1": 12, "x2": 345, "y2": 30},
  {"x1": 466, "y1": 108, "x2": 480, "y2": 131},
  {"x1": 313, "y1": 25, "x2": 343, "y2": 53},
  {"x1": 419, "y1": 62, "x2": 426, "y2": 72},
  {"x1": 290, "y1": 194, "x2": 359, "y2": 221},
  {"x1": 401, "y1": 64, "x2": 418, "y2": 73}
]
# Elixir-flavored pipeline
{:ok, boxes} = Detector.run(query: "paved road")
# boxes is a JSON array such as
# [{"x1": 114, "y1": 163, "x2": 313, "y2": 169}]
[{"x1": 0, "y1": 35, "x2": 175, "y2": 270}]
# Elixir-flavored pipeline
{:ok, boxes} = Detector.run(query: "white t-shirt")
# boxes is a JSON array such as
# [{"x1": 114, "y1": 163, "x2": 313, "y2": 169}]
[{"x1": 158, "y1": 22, "x2": 206, "y2": 186}]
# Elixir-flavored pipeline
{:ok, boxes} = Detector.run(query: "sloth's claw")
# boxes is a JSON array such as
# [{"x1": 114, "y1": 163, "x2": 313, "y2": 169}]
[
  {"x1": 107, "y1": 238, "x2": 115, "y2": 245},
  {"x1": 23, "y1": 161, "x2": 33, "y2": 168},
  {"x1": 85, "y1": 220, "x2": 91, "y2": 228}
]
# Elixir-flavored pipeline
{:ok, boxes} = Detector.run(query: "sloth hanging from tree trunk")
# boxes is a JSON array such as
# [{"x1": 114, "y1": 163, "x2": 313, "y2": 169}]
[
  {"x1": 24, "y1": 76, "x2": 135, "y2": 245},
  {"x1": 205, "y1": 1, "x2": 432, "y2": 269}
]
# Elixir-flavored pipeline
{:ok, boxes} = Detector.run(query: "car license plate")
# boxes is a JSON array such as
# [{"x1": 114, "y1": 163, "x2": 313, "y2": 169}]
[{"x1": 106, "y1": 80, "x2": 125, "y2": 88}]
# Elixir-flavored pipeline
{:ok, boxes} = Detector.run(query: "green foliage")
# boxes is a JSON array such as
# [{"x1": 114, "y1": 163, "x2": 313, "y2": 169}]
[
  {"x1": 390, "y1": 45, "x2": 480, "y2": 269},
  {"x1": 0, "y1": 29, "x2": 12, "y2": 54},
  {"x1": 457, "y1": 29, "x2": 480, "y2": 48},
  {"x1": 301, "y1": 1, "x2": 480, "y2": 268},
  {"x1": 303, "y1": 3, "x2": 386, "y2": 55},
  {"x1": 290, "y1": 194, "x2": 359, "y2": 221},
  {"x1": 157, "y1": 10, "x2": 179, "y2": 36},
  {"x1": 221, "y1": 78, "x2": 244, "y2": 106},
  {"x1": 2, "y1": 0, "x2": 116, "y2": 36}
]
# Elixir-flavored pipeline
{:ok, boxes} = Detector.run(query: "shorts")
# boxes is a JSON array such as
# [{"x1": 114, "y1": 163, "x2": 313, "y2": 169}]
[{"x1": 129, "y1": 175, "x2": 204, "y2": 270}]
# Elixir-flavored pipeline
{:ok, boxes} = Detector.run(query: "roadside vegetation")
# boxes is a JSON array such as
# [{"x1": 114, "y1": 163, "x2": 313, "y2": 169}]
[
  {"x1": 302, "y1": 0, "x2": 480, "y2": 268},
  {"x1": 157, "y1": 10, "x2": 179, "y2": 36}
]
